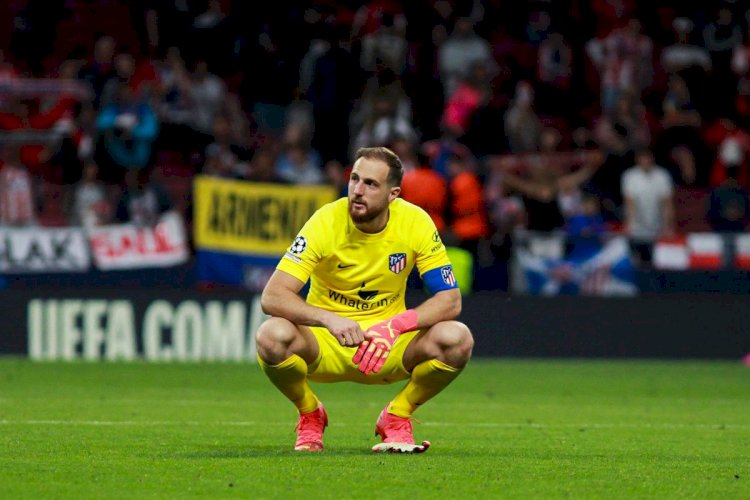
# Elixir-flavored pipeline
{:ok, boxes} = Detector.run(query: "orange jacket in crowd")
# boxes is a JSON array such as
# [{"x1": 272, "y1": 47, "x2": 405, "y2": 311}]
[
  {"x1": 449, "y1": 171, "x2": 489, "y2": 242},
  {"x1": 401, "y1": 166, "x2": 448, "y2": 232}
]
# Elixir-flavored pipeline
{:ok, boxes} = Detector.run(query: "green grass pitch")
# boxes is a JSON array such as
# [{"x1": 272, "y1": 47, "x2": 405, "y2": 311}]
[{"x1": 0, "y1": 358, "x2": 747, "y2": 498}]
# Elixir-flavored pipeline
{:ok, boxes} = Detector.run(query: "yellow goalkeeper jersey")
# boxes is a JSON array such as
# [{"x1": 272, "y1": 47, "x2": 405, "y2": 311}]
[{"x1": 276, "y1": 197, "x2": 457, "y2": 323}]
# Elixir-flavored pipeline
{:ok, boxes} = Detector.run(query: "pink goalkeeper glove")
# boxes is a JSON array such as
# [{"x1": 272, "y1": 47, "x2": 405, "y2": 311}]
[{"x1": 353, "y1": 310, "x2": 419, "y2": 375}]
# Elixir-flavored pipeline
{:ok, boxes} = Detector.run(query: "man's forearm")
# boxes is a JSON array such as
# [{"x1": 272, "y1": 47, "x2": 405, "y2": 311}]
[
  {"x1": 261, "y1": 289, "x2": 334, "y2": 327},
  {"x1": 412, "y1": 289, "x2": 462, "y2": 329}
]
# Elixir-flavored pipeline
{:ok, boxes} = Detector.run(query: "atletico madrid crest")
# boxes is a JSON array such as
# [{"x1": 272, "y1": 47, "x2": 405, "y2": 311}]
[
  {"x1": 441, "y1": 266, "x2": 456, "y2": 286},
  {"x1": 389, "y1": 253, "x2": 407, "y2": 274}
]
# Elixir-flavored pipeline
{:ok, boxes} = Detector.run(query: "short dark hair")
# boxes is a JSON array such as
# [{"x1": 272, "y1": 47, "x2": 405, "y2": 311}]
[{"x1": 354, "y1": 146, "x2": 404, "y2": 186}]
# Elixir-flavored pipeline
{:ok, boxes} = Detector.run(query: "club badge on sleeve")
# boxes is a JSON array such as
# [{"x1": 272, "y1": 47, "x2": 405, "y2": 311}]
[{"x1": 441, "y1": 266, "x2": 456, "y2": 286}]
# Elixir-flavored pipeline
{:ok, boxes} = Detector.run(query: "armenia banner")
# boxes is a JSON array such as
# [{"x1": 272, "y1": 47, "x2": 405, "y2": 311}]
[{"x1": 193, "y1": 176, "x2": 336, "y2": 256}]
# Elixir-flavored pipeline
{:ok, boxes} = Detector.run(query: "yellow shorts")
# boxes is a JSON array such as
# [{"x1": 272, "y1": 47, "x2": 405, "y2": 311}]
[{"x1": 307, "y1": 325, "x2": 422, "y2": 385}]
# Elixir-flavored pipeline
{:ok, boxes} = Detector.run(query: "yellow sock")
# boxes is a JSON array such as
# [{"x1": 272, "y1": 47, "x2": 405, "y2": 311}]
[
  {"x1": 257, "y1": 354, "x2": 319, "y2": 414},
  {"x1": 388, "y1": 359, "x2": 462, "y2": 418}
]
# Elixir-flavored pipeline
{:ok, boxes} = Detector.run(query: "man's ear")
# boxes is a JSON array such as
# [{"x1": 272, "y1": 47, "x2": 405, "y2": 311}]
[{"x1": 389, "y1": 186, "x2": 401, "y2": 201}]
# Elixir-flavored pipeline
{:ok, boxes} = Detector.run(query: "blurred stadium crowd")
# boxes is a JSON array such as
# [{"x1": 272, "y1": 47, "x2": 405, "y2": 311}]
[{"x1": 2, "y1": 0, "x2": 750, "y2": 290}]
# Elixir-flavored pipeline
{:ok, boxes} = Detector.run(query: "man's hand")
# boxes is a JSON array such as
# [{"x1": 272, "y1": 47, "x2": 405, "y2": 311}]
[
  {"x1": 324, "y1": 314, "x2": 367, "y2": 347},
  {"x1": 353, "y1": 310, "x2": 419, "y2": 375}
]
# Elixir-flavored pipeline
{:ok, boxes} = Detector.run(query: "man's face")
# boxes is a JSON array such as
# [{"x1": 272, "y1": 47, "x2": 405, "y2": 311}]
[
  {"x1": 637, "y1": 152, "x2": 654, "y2": 170},
  {"x1": 348, "y1": 157, "x2": 399, "y2": 224}
]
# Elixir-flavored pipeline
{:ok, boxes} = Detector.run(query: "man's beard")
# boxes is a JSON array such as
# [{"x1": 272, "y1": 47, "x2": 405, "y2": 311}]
[{"x1": 349, "y1": 199, "x2": 384, "y2": 223}]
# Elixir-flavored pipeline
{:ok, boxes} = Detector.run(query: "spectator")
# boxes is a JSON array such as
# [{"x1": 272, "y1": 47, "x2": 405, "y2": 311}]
[
  {"x1": 504, "y1": 81, "x2": 543, "y2": 153},
  {"x1": 299, "y1": 28, "x2": 331, "y2": 101},
  {"x1": 705, "y1": 118, "x2": 750, "y2": 187},
  {"x1": 360, "y1": 12, "x2": 408, "y2": 76},
  {"x1": 586, "y1": 122, "x2": 634, "y2": 223},
  {"x1": 661, "y1": 17, "x2": 711, "y2": 113},
  {"x1": 247, "y1": 148, "x2": 286, "y2": 184},
  {"x1": 707, "y1": 164, "x2": 750, "y2": 233},
  {"x1": 0, "y1": 149, "x2": 38, "y2": 227},
  {"x1": 525, "y1": 10, "x2": 552, "y2": 47},
  {"x1": 594, "y1": 92, "x2": 651, "y2": 153},
  {"x1": 564, "y1": 191, "x2": 607, "y2": 260},
  {"x1": 445, "y1": 154, "x2": 489, "y2": 253},
  {"x1": 662, "y1": 75, "x2": 700, "y2": 128},
  {"x1": 704, "y1": 7, "x2": 743, "y2": 60},
  {"x1": 202, "y1": 114, "x2": 252, "y2": 179},
  {"x1": 621, "y1": 148, "x2": 675, "y2": 265},
  {"x1": 96, "y1": 82, "x2": 160, "y2": 180},
  {"x1": 501, "y1": 149, "x2": 595, "y2": 234},
  {"x1": 662, "y1": 18, "x2": 712, "y2": 74},
  {"x1": 441, "y1": 61, "x2": 492, "y2": 138},
  {"x1": 189, "y1": 59, "x2": 226, "y2": 139},
  {"x1": 219, "y1": 93, "x2": 254, "y2": 149},
  {"x1": 153, "y1": 46, "x2": 195, "y2": 156},
  {"x1": 482, "y1": 164, "x2": 525, "y2": 292},
  {"x1": 100, "y1": 51, "x2": 139, "y2": 109},
  {"x1": 585, "y1": 18, "x2": 653, "y2": 112},
  {"x1": 0, "y1": 94, "x2": 78, "y2": 181},
  {"x1": 275, "y1": 142, "x2": 324, "y2": 185},
  {"x1": 78, "y1": 35, "x2": 117, "y2": 108},
  {"x1": 285, "y1": 98, "x2": 315, "y2": 146},
  {"x1": 52, "y1": 102, "x2": 99, "y2": 184},
  {"x1": 536, "y1": 32, "x2": 573, "y2": 116},
  {"x1": 351, "y1": 1, "x2": 406, "y2": 41},
  {"x1": 324, "y1": 159, "x2": 347, "y2": 196},
  {"x1": 421, "y1": 130, "x2": 473, "y2": 179},
  {"x1": 623, "y1": 18, "x2": 655, "y2": 93},
  {"x1": 389, "y1": 135, "x2": 421, "y2": 173},
  {"x1": 663, "y1": 145, "x2": 698, "y2": 187},
  {"x1": 351, "y1": 89, "x2": 417, "y2": 157},
  {"x1": 351, "y1": 69, "x2": 413, "y2": 146},
  {"x1": 401, "y1": 159, "x2": 448, "y2": 233},
  {"x1": 438, "y1": 17, "x2": 494, "y2": 98},
  {"x1": 115, "y1": 168, "x2": 172, "y2": 227},
  {"x1": 656, "y1": 75, "x2": 702, "y2": 166},
  {"x1": 65, "y1": 161, "x2": 111, "y2": 227}
]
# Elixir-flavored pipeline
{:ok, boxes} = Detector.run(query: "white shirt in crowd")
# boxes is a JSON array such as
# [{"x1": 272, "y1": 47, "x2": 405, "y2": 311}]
[{"x1": 621, "y1": 164, "x2": 674, "y2": 240}]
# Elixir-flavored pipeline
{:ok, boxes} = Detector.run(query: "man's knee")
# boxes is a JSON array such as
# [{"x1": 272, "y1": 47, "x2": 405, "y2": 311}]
[
  {"x1": 256, "y1": 317, "x2": 299, "y2": 362},
  {"x1": 430, "y1": 321, "x2": 474, "y2": 367}
]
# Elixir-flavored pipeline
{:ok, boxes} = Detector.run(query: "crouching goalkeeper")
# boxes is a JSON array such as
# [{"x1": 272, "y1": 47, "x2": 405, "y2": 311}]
[{"x1": 256, "y1": 147, "x2": 474, "y2": 453}]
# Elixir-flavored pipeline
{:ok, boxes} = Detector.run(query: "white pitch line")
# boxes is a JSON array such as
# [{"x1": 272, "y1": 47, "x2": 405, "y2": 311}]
[{"x1": 0, "y1": 420, "x2": 748, "y2": 430}]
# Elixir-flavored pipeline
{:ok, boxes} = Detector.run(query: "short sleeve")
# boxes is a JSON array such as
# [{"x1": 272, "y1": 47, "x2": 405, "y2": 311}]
[
  {"x1": 413, "y1": 211, "x2": 451, "y2": 276},
  {"x1": 410, "y1": 208, "x2": 457, "y2": 293},
  {"x1": 276, "y1": 208, "x2": 325, "y2": 283}
]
